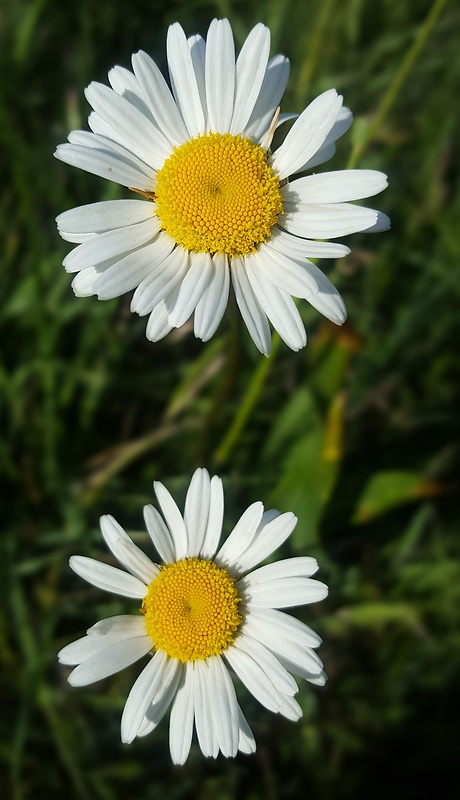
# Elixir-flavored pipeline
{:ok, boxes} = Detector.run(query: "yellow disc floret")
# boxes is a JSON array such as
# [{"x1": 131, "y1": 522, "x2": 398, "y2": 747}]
[
  {"x1": 142, "y1": 557, "x2": 242, "y2": 662},
  {"x1": 154, "y1": 133, "x2": 283, "y2": 257}
]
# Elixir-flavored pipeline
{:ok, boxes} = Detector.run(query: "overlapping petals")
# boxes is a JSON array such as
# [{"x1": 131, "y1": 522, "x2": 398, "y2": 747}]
[
  {"x1": 59, "y1": 468, "x2": 328, "y2": 764},
  {"x1": 55, "y1": 18, "x2": 389, "y2": 355}
]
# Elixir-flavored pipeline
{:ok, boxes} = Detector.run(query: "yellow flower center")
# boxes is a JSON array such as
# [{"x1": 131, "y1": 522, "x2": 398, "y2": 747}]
[
  {"x1": 142, "y1": 557, "x2": 242, "y2": 662},
  {"x1": 154, "y1": 133, "x2": 283, "y2": 257}
]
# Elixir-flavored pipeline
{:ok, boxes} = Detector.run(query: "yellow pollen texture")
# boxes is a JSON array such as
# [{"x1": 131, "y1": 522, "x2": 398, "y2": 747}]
[
  {"x1": 154, "y1": 133, "x2": 283, "y2": 257},
  {"x1": 142, "y1": 557, "x2": 242, "y2": 662}
]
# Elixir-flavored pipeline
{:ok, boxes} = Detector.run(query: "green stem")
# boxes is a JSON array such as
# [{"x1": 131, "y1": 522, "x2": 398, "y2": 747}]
[
  {"x1": 213, "y1": 333, "x2": 281, "y2": 465},
  {"x1": 348, "y1": 0, "x2": 449, "y2": 168},
  {"x1": 197, "y1": 292, "x2": 241, "y2": 463}
]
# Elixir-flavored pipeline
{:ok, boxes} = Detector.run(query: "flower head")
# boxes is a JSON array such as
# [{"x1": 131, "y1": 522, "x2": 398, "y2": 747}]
[
  {"x1": 55, "y1": 19, "x2": 389, "y2": 354},
  {"x1": 58, "y1": 468, "x2": 328, "y2": 764}
]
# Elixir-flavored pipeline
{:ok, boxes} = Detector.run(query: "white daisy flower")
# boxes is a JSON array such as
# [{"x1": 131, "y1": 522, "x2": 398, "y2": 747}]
[
  {"x1": 55, "y1": 18, "x2": 389, "y2": 354},
  {"x1": 58, "y1": 468, "x2": 328, "y2": 764}
]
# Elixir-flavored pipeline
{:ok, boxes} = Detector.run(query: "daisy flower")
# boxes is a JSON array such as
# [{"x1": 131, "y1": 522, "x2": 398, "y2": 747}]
[
  {"x1": 55, "y1": 18, "x2": 389, "y2": 354},
  {"x1": 58, "y1": 468, "x2": 328, "y2": 764}
]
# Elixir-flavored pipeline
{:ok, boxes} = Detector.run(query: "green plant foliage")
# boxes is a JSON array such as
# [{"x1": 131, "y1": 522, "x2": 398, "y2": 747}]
[
  {"x1": 1, "y1": 0, "x2": 459, "y2": 798},
  {"x1": 352, "y1": 470, "x2": 442, "y2": 523}
]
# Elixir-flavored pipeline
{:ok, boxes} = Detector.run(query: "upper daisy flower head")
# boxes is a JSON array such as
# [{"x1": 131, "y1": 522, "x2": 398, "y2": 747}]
[
  {"x1": 58, "y1": 468, "x2": 328, "y2": 764},
  {"x1": 55, "y1": 18, "x2": 389, "y2": 354}
]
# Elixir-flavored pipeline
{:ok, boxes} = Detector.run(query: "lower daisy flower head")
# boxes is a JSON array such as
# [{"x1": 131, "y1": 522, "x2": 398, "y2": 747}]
[
  {"x1": 55, "y1": 18, "x2": 389, "y2": 355},
  {"x1": 58, "y1": 468, "x2": 328, "y2": 764}
]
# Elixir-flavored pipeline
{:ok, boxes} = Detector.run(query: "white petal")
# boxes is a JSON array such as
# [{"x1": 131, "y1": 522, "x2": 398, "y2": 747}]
[
  {"x1": 108, "y1": 66, "x2": 154, "y2": 120},
  {"x1": 145, "y1": 298, "x2": 174, "y2": 342},
  {"x1": 58, "y1": 633, "x2": 115, "y2": 666},
  {"x1": 254, "y1": 244, "x2": 347, "y2": 325},
  {"x1": 88, "y1": 615, "x2": 147, "y2": 637},
  {"x1": 114, "y1": 538, "x2": 159, "y2": 585},
  {"x1": 243, "y1": 55, "x2": 290, "y2": 142},
  {"x1": 242, "y1": 576, "x2": 328, "y2": 607},
  {"x1": 136, "y1": 664, "x2": 183, "y2": 737},
  {"x1": 230, "y1": 257, "x2": 271, "y2": 355},
  {"x1": 283, "y1": 170, "x2": 388, "y2": 204},
  {"x1": 55, "y1": 139, "x2": 156, "y2": 191},
  {"x1": 269, "y1": 227, "x2": 351, "y2": 259},
  {"x1": 230, "y1": 23, "x2": 271, "y2": 134},
  {"x1": 302, "y1": 669, "x2": 327, "y2": 686},
  {"x1": 278, "y1": 695, "x2": 303, "y2": 721},
  {"x1": 183, "y1": 468, "x2": 211, "y2": 557},
  {"x1": 144, "y1": 263, "x2": 186, "y2": 335},
  {"x1": 168, "y1": 251, "x2": 214, "y2": 328},
  {"x1": 254, "y1": 243, "x2": 319, "y2": 297},
  {"x1": 56, "y1": 199, "x2": 154, "y2": 235},
  {"x1": 121, "y1": 650, "x2": 180, "y2": 743},
  {"x1": 108, "y1": 64, "x2": 144, "y2": 95},
  {"x1": 130, "y1": 246, "x2": 189, "y2": 317},
  {"x1": 167, "y1": 23, "x2": 206, "y2": 138},
  {"x1": 275, "y1": 646, "x2": 327, "y2": 684},
  {"x1": 224, "y1": 644, "x2": 282, "y2": 713},
  {"x1": 275, "y1": 640, "x2": 324, "y2": 677},
  {"x1": 199, "y1": 476, "x2": 224, "y2": 559},
  {"x1": 91, "y1": 249, "x2": 154, "y2": 300},
  {"x1": 237, "y1": 705, "x2": 256, "y2": 754},
  {"x1": 271, "y1": 89, "x2": 343, "y2": 180},
  {"x1": 234, "y1": 635, "x2": 298, "y2": 695},
  {"x1": 365, "y1": 211, "x2": 391, "y2": 232},
  {"x1": 63, "y1": 126, "x2": 156, "y2": 179},
  {"x1": 71, "y1": 267, "x2": 100, "y2": 296},
  {"x1": 64, "y1": 129, "x2": 107, "y2": 148},
  {"x1": 242, "y1": 557, "x2": 319, "y2": 586},
  {"x1": 137, "y1": 722, "x2": 156, "y2": 741},
  {"x1": 85, "y1": 82, "x2": 171, "y2": 170},
  {"x1": 169, "y1": 661, "x2": 195, "y2": 765},
  {"x1": 207, "y1": 656, "x2": 239, "y2": 757},
  {"x1": 257, "y1": 508, "x2": 282, "y2": 526},
  {"x1": 277, "y1": 112, "x2": 298, "y2": 127},
  {"x1": 188, "y1": 35, "x2": 207, "y2": 126},
  {"x1": 294, "y1": 260, "x2": 346, "y2": 324},
  {"x1": 99, "y1": 514, "x2": 133, "y2": 558},
  {"x1": 241, "y1": 615, "x2": 323, "y2": 676},
  {"x1": 154, "y1": 481, "x2": 188, "y2": 560},
  {"x1": 193, "y1": 252, "x2": 230, "y2": 341},
  {"x1": 143, "y1": 504, "x2": 175, "y2": 564},
  {"x1": 58, "y1": 620, "x2": 144, "y2": 665},
  {"x1": 131, "y1": 50, "x2": 189, "y2": 148},
  {"x1": 68, "y1": 635, "x2": 152, "y2": 686},
  {"x1": 232, "y1": 511, "x2": 297, "y2": 574},
  {"x1": 245, "y1": 255, "x2": 307, "y2": 351},
  {"x1": 62, "y1": 218, "x2": 159, "y2": 274},
  {"x1": 216, "y1": 501, "x2": 264, "y2": 568},
  {"x1": 69, "y1": 555, "x2": 147, "y2": 598},
  {"x1": 59, "y1": 231, "x2": 94, "y2": 244},
  {"x1": 88, "y1": 110, "x2": 143, "y2": 149},
  {"x1": 95, "y1": 514, "x2": 159, "y2": 600},
  {"x1": 280, "y1": 202, "x2": 379, "y2": 239},
  {"x1": 247, "y1": 606, "x2": 322, "y2": 648},
  {"x1": 92, "y1": 235, "x2": 173, "y2": 300},
  {"x1": 205, "y1": 19, "x2": 235, "y2": 133},
  {"x1": 299, "y1": 106, "x2": 353, "y2": 172},
  {"x1": 193, "y1": 661, "x2": 215, "y2": 757},
  {"x1": 301, "y1": 143, "x2": 336, "y2": 172}
]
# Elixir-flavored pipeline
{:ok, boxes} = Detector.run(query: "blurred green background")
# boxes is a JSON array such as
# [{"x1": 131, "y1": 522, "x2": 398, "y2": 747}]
[{"x1": 1, "y1": 0, "x2": 459, "y2": 797}]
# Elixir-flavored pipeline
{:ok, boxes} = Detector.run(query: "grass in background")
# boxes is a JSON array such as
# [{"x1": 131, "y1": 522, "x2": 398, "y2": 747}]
[{"x1": 1, "y1": 0, "x2": 459, "y2": 797}]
